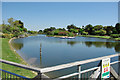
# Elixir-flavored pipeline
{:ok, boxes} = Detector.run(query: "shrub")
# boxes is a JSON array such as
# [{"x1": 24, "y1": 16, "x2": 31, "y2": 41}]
[
  {"x1": 67, "y1": 32, "x2": 74, "y2": 37},
  {"x1": 2, "y1": 34, "x2": 13, "y2": 38},
  {"x1": 95, "y1": 30, "x2": 106, "y2": 36},
  {"x1": 82, "y1": 31, "x2": 88, "y2": 35},
  {"x1": 110, "y1": 34, "x2": 120, "y2": 38}
]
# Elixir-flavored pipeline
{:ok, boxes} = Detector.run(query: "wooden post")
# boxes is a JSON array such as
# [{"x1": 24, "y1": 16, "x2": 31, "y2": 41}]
[{"x1": 78, "y1": 65, "x2": 81, "y2": 80}]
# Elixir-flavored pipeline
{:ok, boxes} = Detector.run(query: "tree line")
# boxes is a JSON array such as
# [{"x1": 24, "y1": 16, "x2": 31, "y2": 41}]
[
  {"x1": 39, "y1": 23, "x2": 120, "y2": 37},
  {"x1": 0, "y1": 18, "x2": 38, "y2": 38},
  {"x1": 1, "y1": 18, "x2": 120, "y2": 38}
]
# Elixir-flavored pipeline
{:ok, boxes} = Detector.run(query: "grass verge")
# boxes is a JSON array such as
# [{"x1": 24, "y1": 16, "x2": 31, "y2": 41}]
[
  {"x1": 78, "y1": 35, "x2": 120, "y2": 41},
  {"x1": 0, "y1": 38, "x2": 36, "y2": 78}
]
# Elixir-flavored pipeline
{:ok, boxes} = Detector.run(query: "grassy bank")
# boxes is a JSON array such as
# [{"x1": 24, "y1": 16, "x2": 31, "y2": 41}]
[
  {"x1": 46, "y1": 34, "x2": 120, "y2": 41},
  {"x1": 0, "y1": 38, "x2": 36, "y2": 78},
  {"x1": 78, "y1": 35, "x2": 120, "y2": 41}
]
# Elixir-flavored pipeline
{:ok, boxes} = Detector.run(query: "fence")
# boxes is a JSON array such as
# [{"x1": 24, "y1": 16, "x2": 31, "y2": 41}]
[
  {"x1": 0, "y1": 53, "x2": 120, "y2": 80},
  {"x1": 0, "y1": 69, "x2": 30, "y2": 80}
]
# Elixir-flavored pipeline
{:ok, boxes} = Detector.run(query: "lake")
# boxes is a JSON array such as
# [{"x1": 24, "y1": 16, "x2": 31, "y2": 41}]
[{"x1": 11, "y1": 35, "x2": 120, "y2": 78}]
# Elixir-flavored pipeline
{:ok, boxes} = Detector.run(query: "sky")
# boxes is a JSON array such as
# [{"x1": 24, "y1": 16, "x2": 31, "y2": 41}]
[
  {"x1": 1, "y1": 0, "x2": 120, "y2": 2},
  {"x1": 118, "y1": 1, "x2": 120, "y2": 23},
  {"x1": 2, "y1": 2, "x2": 118, "y2": 31}
]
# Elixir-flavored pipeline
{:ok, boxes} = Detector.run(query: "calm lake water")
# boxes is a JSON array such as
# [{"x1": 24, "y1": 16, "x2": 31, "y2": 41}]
[{"x1": 11, "y1": 35, "x2": 120, "y2": 78}]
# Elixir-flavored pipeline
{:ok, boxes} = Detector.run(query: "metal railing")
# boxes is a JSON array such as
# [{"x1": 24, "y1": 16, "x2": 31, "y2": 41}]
[
  {"x1": 0, "y1": 69, "x2": 30, "y2": 80},
  {"x1": 55, "y1": 61, "x2": 120, "y2": 80},
  {"x1": 0, "y1": 53, "x2": 120, "y2": 80}
]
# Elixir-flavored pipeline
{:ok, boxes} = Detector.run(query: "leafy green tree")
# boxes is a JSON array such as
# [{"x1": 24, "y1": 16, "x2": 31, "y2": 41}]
[
  {"x1": 104, "y1": 26, "x2": 113, "y2": 35},
  {"x1": 85, "y1": 24, "x2": 93, "y2": 35},
  {"x1": 94, "y1": 25, "x2": 103, "y2": 31},
  {"x1": 23, "y1": 28, "x2": 27, "y2": 32},
  {"x1": 52, "y1": 30, "x2": 59, "y2": 35},
  {"x1": 82, "y1": 31, "x2": 88, "y2": 35},
  {"x1": 95, "y1": 29, "x2": 106, "y2": 36},
  {"x1": 58, "y1": 28, "x2": 66, "y2": 31},
  {"x1": 49, "y1": 27, "x2": 56, "y2": 31},
  {"x1": 67, "y1": 24, "x2": 77, "y2": 31},
  {"x1": 8, "y1": 18, "x2": 14, "y2": 26},
  {"x1": 43, "y1": 27, "x2": 56, "y2": 33},
  {"x1": 69, "y1": 29, "x2": 78, "y2": 33},
  {"x1": 99, "y1": 29, "x2": 106, "y2": 36},
  {"x1": 82, "y1": 26, "x2": 85, "y2": 29},
  {"x1": 112, "y1": 27, "x2": 118, "y2": 34},
  {"x1": 115, "y1": 23, "x2": 120, "y2": 34},
  {"x1": 78, "y1": 28, "x2": 84, "y2": 35},
  {"x1": 13, "y1": 20, "x2": 24, "y2": 28},
  {"x1": 38, "y1": 30, "x2": 43, "y2": 34},
  {"x1": 28, "y1": 30, "x2": 38, "y2": 34}
]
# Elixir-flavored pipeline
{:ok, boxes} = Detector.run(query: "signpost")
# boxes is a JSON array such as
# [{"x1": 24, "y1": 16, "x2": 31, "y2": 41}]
[{"x1": 101, "y1": 58, "x2": 110, "y2": 79}]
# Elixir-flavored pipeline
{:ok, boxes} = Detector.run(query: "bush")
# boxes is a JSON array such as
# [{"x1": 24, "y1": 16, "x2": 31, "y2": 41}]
[
  {"x1": 67, "y1": 32, "x2": 74, "y2": 37},
  {"x1": 95, "y1": 30, "x2": 106, "y2": 36},
  {"x1": 82, "y1": 31, "x2": 88, "y2": 35},
  {"x1": 110, "y1": 34, "x2": 120, "y2": 38},
  {"x1": 2, "y1": 34, "x2": 13, "y2": 38}
]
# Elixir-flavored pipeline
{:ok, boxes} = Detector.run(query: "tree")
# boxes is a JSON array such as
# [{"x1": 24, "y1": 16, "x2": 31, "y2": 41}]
[
  {"x1": 43, "y1": 27, "x2": 56, "y2": 33},
  {"x1": 115, "y1": 23, "x2": 120, "y2": 34},
  {"x1": 95, "y1": 29, "x2": 106, "y2": 36},
  {"x1": 69, "y1": 29, "x2": 78, "y2": 33},
  {"x1": 104, "y1": 26, "x2": 113, "y2": 35},
  {"x1": 82, "y1": 26, "x2": 85, "y2": 29},
  {"x1": 23, "y1": 28, "x2": 27, "y2": 32},
  {"x1": 112, "y1": 27, "x2": 118, "y2": 34},
  {"x1": 78, "y1": 28, "x2": 84, "y2": 35},
  {"x1": 67, "y1": 24, "x2": 77, "y2": 31},
  {"x1": 13, "y1": 20, "x2": 24, "y2": 28},
  {"x1": 38, "y1": 30, "x2": 42, "y2": 34},
  {"x1": 49, "y1": 27, "x2": 56, "y2": 31},
  {"x1": 82, "y1": 31, "x2": 88, "y2": 35},
  {"x1": 53, "y1": 30, "x2": 59, "y2": 35},
  {"x1": 85, "y1": 24, "x2": 93, "y2": 35},
  {"x1": 8, "y1": 18, "x2": 14, "y2": 26},
  {"x1": 94, "y1": 25, "x2": 103, "y2": 31},
  {"x1": 58, "y1": 28, "x2": 66, "y2": 31}
]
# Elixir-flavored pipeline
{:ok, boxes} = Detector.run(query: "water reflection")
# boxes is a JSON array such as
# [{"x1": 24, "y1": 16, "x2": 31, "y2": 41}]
[
  {"x1": 67, "y1": 41, "x2": 120, "y2": 52},
  {"x1": 11, "y1": 42, "x2": 23, "y2": 50},
  {"x1": 12, "y1": 39, "x2": 120, "y2": 53},
  {"x1": 84, "y1": 42, "x2": 120, "y2": 52},
  {"x1": 40, "y1": 43, "x2": 42, "y2": 66},
  {"x1": 67, "y1": 41, "x2": 77, "y2": 46}
]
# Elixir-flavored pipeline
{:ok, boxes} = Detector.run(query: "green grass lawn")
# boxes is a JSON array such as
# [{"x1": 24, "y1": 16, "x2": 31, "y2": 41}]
[
  {"x1": 0, "y1": 38, "x2": 36, "y2": 78},
  {"x1": 78, "y1": 35, "x2": 120, "y2": 41}
]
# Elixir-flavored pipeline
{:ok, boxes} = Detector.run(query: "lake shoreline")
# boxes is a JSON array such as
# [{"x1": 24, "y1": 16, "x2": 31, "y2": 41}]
[
  {"x1": 1, "y1": 38, "x2": 36, "y2": 78},
  {"x1": 9, "y1": 37, "x2": 28, "y2": 65},
  {"x1": 9, "y1": 37, "x2": 50, "y2": 78},
  {"x1": 46, "y1": 35, "x2": 120, "y2": 41},
  {"x1": 78, "y1": 35, "x2": 120, "y2": 41},
  {"x1": 9, "y1": 34, "x2": 120, "y2": 78}
]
